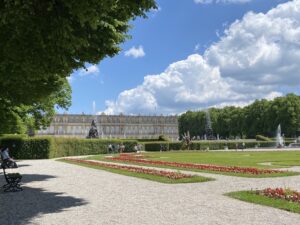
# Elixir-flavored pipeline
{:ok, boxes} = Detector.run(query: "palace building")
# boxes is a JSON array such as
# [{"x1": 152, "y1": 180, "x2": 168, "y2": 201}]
[{"x1": 37, "y1": 114, "x2": 179, "y2": 140}]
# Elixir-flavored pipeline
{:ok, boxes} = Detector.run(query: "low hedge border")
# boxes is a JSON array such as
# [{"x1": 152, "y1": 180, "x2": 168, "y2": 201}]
[
  {"x1": 142, "y1": 141, "x2": 294, "y2": 151},
  {"x1": 0, "y1": 135, "x2": 295, "y2": 159}
]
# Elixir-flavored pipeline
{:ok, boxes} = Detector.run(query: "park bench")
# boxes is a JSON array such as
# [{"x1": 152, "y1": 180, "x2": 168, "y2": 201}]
[{"x1": 1, "y1": 160, "x2": 23, "y2": 192}]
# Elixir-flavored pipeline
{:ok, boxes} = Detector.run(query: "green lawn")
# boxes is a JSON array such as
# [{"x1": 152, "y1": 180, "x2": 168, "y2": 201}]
[
  {"x1": 58, "y1": 159, "x2": 213, "y2": 184},
  {"x1": 226, "y1": 191, "x2": 300, "y2": 214},
  {"x1": 87, "y1": 151, "x2": 300, "y2": 177},
  {"x1": 143, "y1": 151, "x2": 300, "y2": 168}
]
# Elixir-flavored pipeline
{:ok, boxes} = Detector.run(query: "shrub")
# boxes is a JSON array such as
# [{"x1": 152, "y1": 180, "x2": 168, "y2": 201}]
[
  {"x1": 158, "y1": 135, "x2": 170, "y2": 142},
  {"x1": 256, "y1": 135, "x2": 272, "y2": 141},
  {"x1": 142, "y1": 142, "x2": 170, "y2": 151}
]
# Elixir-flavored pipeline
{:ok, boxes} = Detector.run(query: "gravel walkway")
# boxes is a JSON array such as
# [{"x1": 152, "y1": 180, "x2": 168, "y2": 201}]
[{"x1": 1, "y1": 159, "x2": 300, "y2": 225}]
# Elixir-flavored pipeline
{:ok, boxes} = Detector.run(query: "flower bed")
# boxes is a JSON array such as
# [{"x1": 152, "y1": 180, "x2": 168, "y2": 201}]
[
  {"x1": 65, "y1": 158, "x2": 193, "y2": 179},
  {"x1": 110, "y1": 154, "x2": 283, "y2": 175},
  {"x1": 258, "y1": 188, "x2": 300, "y2": 204}
]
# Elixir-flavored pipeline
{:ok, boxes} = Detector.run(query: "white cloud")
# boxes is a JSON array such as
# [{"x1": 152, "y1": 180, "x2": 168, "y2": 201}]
[
  {"x1": 205, "y1": 0, "x2": 300, "y2": 86},
  {"x1": 79, "y1": 65, "x2": 99, "y2": 76},
  {"x1": 124, "y1": 46, "x2": 146, "y2": 58},
  {"x1": 105, "y1": 0, "x2": 300, "y2": 115},
  {"x1": 105, "y1": 55, "x2": 280, "y2": 114},
  {"x1": 194, "y1": 0, "x2": 252, "y2": 4}
]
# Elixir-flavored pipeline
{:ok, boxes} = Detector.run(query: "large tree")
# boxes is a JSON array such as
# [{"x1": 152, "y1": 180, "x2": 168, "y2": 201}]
[
  {"x1": 0, "y1": 0, "x2": 156, "y2": 133},
  {"x1": 0, "y1": 79, "x2": 71, "y2": 134},
  {"x1": 0, "y1": 0, "x2": 156, "y2": 105}
]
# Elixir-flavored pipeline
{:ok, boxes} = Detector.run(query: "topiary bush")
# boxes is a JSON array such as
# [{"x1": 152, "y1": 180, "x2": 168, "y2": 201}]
[
  {"x1": 256, "y1": 135, "x2": 272, "y2": 141},
  {"x1": 142, "y1": 142, "x2": 170, "y2": 151},
  {"x1": 158, "y1": 135, "x2": 170, "y2": 142}
]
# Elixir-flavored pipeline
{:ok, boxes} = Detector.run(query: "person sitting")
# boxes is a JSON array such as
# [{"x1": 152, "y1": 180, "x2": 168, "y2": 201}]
[
  {"x1": 120, "y1": 143, "x2": 125, "y2": 153},
  {"x1": 1, "y1": 147, "x2": 17, "y2": 168},
  {"x1": 134, "y1": 145, "x2": 138, "y2": 153},
  {"x1": 108, "y1": 144, "x2": 113, "y2": 153}
]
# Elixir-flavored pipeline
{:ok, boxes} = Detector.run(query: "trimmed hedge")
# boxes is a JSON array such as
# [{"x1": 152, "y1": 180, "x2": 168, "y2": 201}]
[
  {"x1": 0, "y1": 136, "x2": 53, "y2": 159},
  {"x1": 50, "y1": 138, "x2": 137, "y2": 158},
  {"x1": 0, "y1": 136, "x2": 138, "y2": 159},
  {"x1": 143, "y1": 140, "x2": 295, "y2": 151},
  {"x1": 0, "y1": 135, "x2": 295, "y2": 158}
]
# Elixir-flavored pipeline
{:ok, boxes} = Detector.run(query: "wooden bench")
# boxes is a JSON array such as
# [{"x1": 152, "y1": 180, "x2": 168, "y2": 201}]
[{"x1": 1, "y1": 161, "x2": 23, "y2": 192}]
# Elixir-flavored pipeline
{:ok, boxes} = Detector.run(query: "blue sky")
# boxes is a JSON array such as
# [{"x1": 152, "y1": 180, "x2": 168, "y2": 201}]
[{"x1": 66, "y1": 0, "x2": 299, "y2": 115}]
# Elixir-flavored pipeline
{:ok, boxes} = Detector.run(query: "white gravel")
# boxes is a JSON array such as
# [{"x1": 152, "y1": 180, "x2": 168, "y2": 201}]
[{"x1": 1, "y1": 159, "x2": 300, "y2": 225}]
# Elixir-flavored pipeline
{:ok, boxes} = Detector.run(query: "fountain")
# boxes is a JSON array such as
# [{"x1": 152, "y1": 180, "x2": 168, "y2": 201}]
[
  {"x1": 100, "y1": 127, "x2": 104, "y2": 139},
  {"x1": 205, "y1": 109, "x2": 215, "y2": 140},
  {"x1": 289, "y1": 136, "x2": 300, "y2": 148},
  {"x1": 276, "y1": 124, "x2": 284, "y2": 148}
]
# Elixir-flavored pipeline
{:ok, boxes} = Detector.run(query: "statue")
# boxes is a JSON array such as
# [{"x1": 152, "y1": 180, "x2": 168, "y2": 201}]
[
  {"x1": 87, "y1": 120, "x2": 99, "y2": 138},
  {"x1": 182, "y1": 131, "x2": 191, "y2": 150}
]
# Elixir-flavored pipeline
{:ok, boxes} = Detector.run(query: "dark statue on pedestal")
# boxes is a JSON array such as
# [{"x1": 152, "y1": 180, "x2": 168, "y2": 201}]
[{"x1": 87, "y1": 120, "x2": 99, "y2": 138}]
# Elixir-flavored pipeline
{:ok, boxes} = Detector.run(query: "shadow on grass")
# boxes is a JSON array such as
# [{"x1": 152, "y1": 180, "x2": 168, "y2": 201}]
[{"x1": 0, "y1": 173, "x2": 87, "y2": 225}]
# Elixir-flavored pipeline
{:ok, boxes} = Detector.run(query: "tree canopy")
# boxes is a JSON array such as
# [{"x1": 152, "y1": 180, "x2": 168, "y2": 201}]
[
  {"x1": 0, "y1": 79, "x2": 71, "y2": 134},
  {"x1": 0, "y1": 0, "x2": 156, "y2": 133},
  {"x1": 0, "y1": 0, "x2": 156, "y2": 105}
]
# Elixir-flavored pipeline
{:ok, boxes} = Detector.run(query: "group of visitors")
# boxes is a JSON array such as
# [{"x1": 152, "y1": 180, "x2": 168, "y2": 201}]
[
  {"x1": 108, "y1": 143, "x2": 125, "y2": 153},
  {"x1": 133, "y1": 144, "x2": 142, "y2": 153},
  {"x1": 108, "y1": 143, "x2": 143, "y2": 153},
  {"x1": 235, "y1": 142, "x2": 246, "y2": 151}
]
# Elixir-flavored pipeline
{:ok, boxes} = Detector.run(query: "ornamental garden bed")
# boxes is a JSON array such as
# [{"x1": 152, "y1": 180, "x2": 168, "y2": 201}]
[
  {"x1": 227, "y1": 188, "x2": 300, "y2": 213},
  {"x1": 60, "y1": 158, "x2": 213, "y2": 184},
  {"x1": 96, "y1": 153, "x2": 299, "y2": 178}
]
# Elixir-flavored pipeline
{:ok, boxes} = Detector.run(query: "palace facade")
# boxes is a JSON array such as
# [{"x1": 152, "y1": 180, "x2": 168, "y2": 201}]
[{"x1": 37, "y1": 114, "x2": 179, "y2": 140}]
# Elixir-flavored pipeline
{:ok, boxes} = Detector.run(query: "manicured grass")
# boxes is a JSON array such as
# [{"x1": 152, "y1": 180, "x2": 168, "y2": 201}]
[
  {"x1": 145, "y1": 151, "x2": 300, "y2": 168},
  {"x1": 87, "y1": 151, "x2": 300, "y2": 178},
  {"x1": 226, "y1": 191, "x2": 300, "y2": 214},
  {"x1": 58, "y1": 159, "x2": 213, "y2": 184},
  {"x1": 88, "y1": 151, "x2": 300, "y2": 169}
]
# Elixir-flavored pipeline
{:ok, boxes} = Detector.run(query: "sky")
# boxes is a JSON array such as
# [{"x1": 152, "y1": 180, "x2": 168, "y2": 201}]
[{"x1": 66, "y1": 0, "x2": 300, "y2": 115}]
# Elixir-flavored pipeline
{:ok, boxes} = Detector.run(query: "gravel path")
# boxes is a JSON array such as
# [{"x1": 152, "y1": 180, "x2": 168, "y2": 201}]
[{"x1": 1, "y1": 159, "x2": 300, "y2": 225}]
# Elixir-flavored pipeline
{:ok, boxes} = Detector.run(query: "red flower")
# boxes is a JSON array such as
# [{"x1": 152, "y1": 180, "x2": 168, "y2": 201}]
[
  {"x1": 65, "y1": 158, "x2": 193, "y2": 179},
  {"x1": 259, "y1": 188, "x2": 300, "y2": 203},
  {"x1": 110, "y1": 154, "x2": 283, "y2": 175}
]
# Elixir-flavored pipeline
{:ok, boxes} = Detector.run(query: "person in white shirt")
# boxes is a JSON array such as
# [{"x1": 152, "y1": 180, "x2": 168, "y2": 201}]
[
  {"x1": 1, "y1": 147, "x2": 10, "y2": 160},
  {"x1": 1, "y1": 147, "x2": 16, "y2": 168}
]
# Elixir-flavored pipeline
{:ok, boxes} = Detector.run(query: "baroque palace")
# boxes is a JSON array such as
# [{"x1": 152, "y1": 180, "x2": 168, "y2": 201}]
[{"x1": 37, "y1": 114, "x2": 179, "y2": 140}]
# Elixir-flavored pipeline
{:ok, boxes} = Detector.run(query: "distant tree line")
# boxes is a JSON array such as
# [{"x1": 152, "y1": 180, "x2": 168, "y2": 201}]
[{"x1": 178, "y1": 93, "x2": 300, "y2": 138}]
